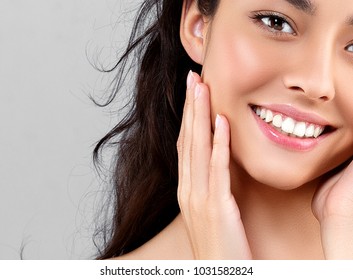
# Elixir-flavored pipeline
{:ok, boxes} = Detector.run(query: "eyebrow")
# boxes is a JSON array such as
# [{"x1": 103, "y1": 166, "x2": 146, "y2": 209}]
[
  {"x1": 284, "y1": 0, "x2": 353, "y2": 27},
  {"x1": 346, "y1": 16, "x2": 353, "y2": 26},
  {"x1": 284, "y1": 0, "x2": 316, "y2": 15}
]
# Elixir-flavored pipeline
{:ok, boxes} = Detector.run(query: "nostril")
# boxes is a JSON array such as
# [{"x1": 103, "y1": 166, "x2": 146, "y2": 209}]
[
  {"x1": 284, "y1": 76, "x2": 335, "y2": 101},
  {"x1": 290, "y1": 86, "x2": 303, "y2": 91},
  {"x1": 289, "y1": 85, "x2": 333, "y2": 102}
]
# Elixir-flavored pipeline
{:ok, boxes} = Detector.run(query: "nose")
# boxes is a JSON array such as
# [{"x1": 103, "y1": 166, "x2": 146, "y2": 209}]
[{"x1": 282, "y1": 42, "x2": 336, "y2": 102}]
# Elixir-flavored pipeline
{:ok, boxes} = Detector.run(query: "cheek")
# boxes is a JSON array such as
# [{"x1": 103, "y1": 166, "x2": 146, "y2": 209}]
[
  {"x1": 337, "y1": 77, "x2": 353, "y2": 132},
  {"x1": 202, "y1": 32, "x2": 279, "y2": 115},
  {"x1": 333, "y1": 89, "x2": 353, "y2": 159}
]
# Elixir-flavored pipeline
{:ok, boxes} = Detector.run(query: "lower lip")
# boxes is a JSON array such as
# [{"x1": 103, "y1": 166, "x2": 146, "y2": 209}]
[{"x1": 251, "y1": 107, "x2": 326, "y2": 151}]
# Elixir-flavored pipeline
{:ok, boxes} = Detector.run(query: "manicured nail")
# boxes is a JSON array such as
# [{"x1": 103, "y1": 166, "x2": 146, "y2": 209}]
[
  {"x1": 187, "y1": 70, "x2": 194, "y2": 89},
  {"x1": 215, "y1": 114, "x2": 221, "y2": 129},
  {"x1": 194, "y1": 83, "x2": 201, "y2": 99}
]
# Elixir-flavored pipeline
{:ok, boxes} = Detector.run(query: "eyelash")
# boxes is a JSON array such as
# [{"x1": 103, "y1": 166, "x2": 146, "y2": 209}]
[
  {"x1": 250, "y1": 11, "x2": 297, "y2": 37},
  {"x1": 250, "y1": 11, "x2": 353, "y2": 55}
]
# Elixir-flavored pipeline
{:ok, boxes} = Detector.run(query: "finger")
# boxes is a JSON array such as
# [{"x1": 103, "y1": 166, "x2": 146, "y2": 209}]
[
  {"x1": 208, "y1": 115, "x2": 252, "y2": 259},
  {"x1": 326, "y1": 160, "x2": 353, "y2": 214},
  {"x1": 313, "y1": 160, "x2": 353, "y2": 221},
  {"x1": 190, "y1": 82, "x2": 212, "y2": 197},
  {"x1": 209, "y1": 114, "x2": 232, "y2": 198},
  {"x1": 177, "y1": 71, "x2": 202, "y2": 256},
  {"x1": 337, "y1": 160, "x2": 353, "y2": 187},
  {"x1": 177, "y1": 71, "x2": 201, "y2": 205}
]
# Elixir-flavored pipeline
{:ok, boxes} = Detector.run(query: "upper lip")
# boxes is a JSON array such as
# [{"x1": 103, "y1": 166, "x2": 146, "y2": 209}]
[{"x1": 255, "y1": 104, "x2": 333, "y2": 127}]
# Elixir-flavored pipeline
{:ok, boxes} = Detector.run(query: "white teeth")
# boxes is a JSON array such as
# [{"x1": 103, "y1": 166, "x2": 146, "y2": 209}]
[
  {"x1": 256, "y1": 107, "x2": 261, "y2": 116},
  {"x1": 314, "y1": 126, "x2": 324, "y2": 138},
  {"x1": 305, "y1": 124, "x2": 315, "y2": 137},
  {"x1": 293, "y1": 122, "x2": 306, "y2": 137},
  {"x1": 253, "y1": 106, "x2": 326, "y2": 139},
  {"x1": 265, "y1": 110, "x2": 273, "y2": 123},
  {"x1": 272, "y1": 115, "x2": 282, "y2": 128},
  {"x1": 314, "y1": 127, "x2": 320, "y2": 138},
  {"x1": 260, "y1": 108, "x2": 266, "y2": 119},
  {"x1": 282, "y1": 118, "x2": 295, "y2": 134}
]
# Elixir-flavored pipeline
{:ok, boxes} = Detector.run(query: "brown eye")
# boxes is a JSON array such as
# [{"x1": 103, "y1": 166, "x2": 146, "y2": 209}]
[
  {"x1": 261, "y1": 16, "x2": 295, "y2": 34},
  {"x1": 268, "y1": 17, "x2": 285, "y2": 30}
]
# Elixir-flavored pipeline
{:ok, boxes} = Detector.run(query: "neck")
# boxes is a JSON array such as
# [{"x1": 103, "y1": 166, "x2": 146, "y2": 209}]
[{"x1": 230, "y1": 161, "x2": 324, "y2": 259}]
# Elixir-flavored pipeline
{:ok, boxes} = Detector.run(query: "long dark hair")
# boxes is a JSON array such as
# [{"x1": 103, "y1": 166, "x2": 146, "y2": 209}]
[{"x1": 93, "y1": 0, "x2": 219, "y2": 259}]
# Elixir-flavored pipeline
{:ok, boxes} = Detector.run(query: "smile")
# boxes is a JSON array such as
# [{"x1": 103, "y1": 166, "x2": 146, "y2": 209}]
[
  {"x1": 252, "y1": 106, "x2": 325, "y2": 138},
  {"x1": 250, "y1": 105, "x2": 335, "y2": 151}
]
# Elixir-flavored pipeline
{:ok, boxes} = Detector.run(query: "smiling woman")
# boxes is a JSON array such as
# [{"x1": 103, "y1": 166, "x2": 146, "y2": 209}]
[{"x1": 93, "y1": 0, "x2": 353, "y2": 259}]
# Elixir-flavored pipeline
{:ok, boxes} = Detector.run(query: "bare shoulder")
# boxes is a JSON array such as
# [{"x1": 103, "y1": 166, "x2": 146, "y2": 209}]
[{"x1": 111, "y1": 214, "x2": 193, "y2": 260}]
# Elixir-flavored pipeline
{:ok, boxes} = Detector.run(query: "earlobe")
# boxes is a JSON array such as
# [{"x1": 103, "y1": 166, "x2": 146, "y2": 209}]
[{"x1": 180, "y1": 0, "x2": 207, "y2": 65}]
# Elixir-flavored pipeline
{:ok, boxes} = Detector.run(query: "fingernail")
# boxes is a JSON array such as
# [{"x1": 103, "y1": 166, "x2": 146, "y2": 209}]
[
  {"x1": 194, "y1": 83, "x2": 201, "y2": 99},
  {"x1": 187, "y1": 70, "x2": 194, "y2": 89},
  {"x1": 215, "y1": 114, "x2": 221, "y2": 129}
]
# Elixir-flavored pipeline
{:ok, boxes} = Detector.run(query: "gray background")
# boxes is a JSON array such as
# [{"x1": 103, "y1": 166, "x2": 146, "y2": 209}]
[{"x1": 0, "y1": 0, "x2": 139, "y2": 259}]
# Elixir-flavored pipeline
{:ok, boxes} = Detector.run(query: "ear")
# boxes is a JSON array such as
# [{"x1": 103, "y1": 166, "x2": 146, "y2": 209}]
[{"x1": 180, "y1": 0, "x2": 208, "y2": 65}]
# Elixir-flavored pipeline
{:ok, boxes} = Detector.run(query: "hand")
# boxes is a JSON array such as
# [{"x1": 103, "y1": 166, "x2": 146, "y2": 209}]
[
  {"x1": 312, "y1": 160, "x2": 353, "y2": 259},
  {"x1": 176, "y1": 71, "x2": 252, "y2": 259}
]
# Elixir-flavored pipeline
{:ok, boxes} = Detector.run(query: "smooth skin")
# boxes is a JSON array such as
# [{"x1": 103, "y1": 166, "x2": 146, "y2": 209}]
[
  {"x1": 177, "y1": 72, "x2": 252, "y2": 259},
  {"x1": 178, "y1": 71, "x2": 353, "y2": 259},
  {"x1": 116, "y1": 0, "x2": 353, "y2": 259}
]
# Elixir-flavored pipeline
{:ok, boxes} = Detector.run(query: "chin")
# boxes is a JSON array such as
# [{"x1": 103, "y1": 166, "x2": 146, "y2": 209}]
[
  {"x1": 251, "y1": 171, "x2": 313, "y2": 191},
  {"x1": 236, "y1": 157, "x2": 321, "y2": 191}
]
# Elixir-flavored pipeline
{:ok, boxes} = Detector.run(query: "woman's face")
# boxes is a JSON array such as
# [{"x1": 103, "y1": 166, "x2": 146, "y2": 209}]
[{"x1": 201, "y1": 0, "x2": 353, "y2": 189}]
